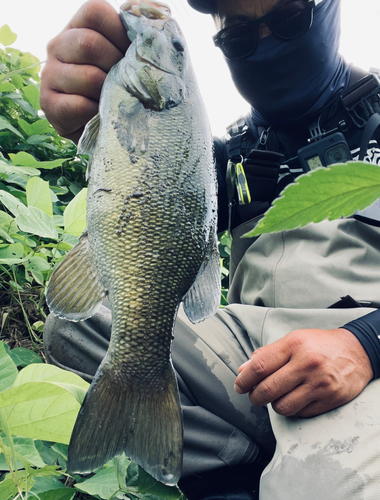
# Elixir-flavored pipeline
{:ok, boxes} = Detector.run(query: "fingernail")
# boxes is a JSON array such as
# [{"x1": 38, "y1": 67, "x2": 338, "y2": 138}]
[{"x1": 234, "y1": 383, "x2": 243, "y2": 394}]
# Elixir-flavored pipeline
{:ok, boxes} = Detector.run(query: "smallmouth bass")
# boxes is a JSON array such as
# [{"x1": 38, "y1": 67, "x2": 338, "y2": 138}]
[{"x1": 46, "y1": 0, "x2": 220, "y2": 485}]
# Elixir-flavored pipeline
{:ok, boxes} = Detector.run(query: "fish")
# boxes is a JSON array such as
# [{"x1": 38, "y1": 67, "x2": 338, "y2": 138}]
[{"x1": 45, "y1": 0, "x2": 221, "y2": 486}]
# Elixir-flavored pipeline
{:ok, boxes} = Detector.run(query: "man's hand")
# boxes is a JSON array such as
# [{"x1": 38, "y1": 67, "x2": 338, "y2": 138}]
[
  {"x1": 234, "y1": 328, "x2": 374, "y2": 418},
  {"x1": 40, "y1": 0, "x2": 130, "y2": 143}
]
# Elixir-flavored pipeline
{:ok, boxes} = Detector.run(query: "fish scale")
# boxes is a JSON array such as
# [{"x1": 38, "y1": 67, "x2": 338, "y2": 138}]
[{"x1": 46, "y1": 0, "x2": 221, "y2": 486}]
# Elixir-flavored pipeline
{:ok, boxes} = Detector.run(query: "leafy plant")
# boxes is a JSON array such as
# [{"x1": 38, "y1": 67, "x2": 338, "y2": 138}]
[
  {"x1": 0, "y1": 340, "x2": 185, "y2": 500},
  {"x1": 0, "y1": 25, "x2": 87, "y2": 351},
  {"x1": 246, "y1": 161, "x2": 380, "y2": 236}
]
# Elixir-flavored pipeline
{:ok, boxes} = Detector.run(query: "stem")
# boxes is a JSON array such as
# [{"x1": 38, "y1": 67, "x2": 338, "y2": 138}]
[
  {"x1": 11, "y1": 267, "x2": 41, "y2": 346},
  {"x1": 0, "y1": 410, "x2": 25, "y2": 500}
]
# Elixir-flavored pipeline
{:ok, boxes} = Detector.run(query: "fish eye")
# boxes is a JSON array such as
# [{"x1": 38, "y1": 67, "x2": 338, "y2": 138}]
[{"x1": 172, "y1": 36, "x2": 185, "y2": 52}]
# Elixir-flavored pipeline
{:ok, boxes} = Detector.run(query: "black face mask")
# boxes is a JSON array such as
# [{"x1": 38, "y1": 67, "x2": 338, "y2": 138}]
[{"x1": 224, "y1": 0, "x2": 351, "y2": 127}]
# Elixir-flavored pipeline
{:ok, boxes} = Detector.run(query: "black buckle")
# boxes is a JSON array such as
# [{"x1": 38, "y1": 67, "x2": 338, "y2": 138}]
[{"x1": 341, "y1": 74, "x2": 380, "y2": 128}]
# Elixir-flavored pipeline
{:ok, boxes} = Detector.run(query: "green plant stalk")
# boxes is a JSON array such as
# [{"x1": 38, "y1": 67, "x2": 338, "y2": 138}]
[
  {"x1": 0, "y1": 409, "x2": 25, "y2": 500},
  {"x1": 11, "y1": 266, "x2": 41, "y2": 345},
  {"x1": 0, "y1": 61, "x2": 46, "y2": 84}
]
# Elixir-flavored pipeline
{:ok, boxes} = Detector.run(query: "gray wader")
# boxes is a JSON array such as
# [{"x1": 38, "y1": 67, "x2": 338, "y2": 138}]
[{"x1": 44, "y1": 217, "x2": 380, "y2": 499}]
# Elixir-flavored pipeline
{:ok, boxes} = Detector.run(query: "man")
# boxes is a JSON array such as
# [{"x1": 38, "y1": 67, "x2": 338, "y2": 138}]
[{"x1": 40, "y1": 1, "x2": 380, "y2": 498}]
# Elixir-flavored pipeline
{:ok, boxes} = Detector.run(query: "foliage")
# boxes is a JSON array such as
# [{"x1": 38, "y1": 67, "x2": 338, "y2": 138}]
[
  {"x1": 0, "y1": 341, "x2": 185, "y2": 500},
  {"x1": 246, "y1": 161, "x2": 380, "y2": 237},
  {"x1": 0, "y1": 25, "x2": 88, "y2": 350}
]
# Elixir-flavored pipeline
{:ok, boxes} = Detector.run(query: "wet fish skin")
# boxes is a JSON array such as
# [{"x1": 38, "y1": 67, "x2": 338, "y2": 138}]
[{"x1": 46, "y1": 0, "x2": 220, "y2": 486}]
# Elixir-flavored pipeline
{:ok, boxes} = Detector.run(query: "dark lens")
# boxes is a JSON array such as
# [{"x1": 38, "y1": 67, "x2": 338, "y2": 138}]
[
  {"x1": 269, "y1": 0, "x2": 312, "y2": 39},
  {"x1": 218, "y1": 23, "x2": 259, "y2": 60}
]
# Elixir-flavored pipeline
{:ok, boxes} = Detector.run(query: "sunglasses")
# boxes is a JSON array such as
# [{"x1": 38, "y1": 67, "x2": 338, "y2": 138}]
[{"x1": 213, "y1": 0, "x2": 315, "y2": 60}]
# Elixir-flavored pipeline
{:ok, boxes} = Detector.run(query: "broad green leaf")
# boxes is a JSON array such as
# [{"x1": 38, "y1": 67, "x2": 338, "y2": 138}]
[
  {"x1": 75, "y1": 466, "x2": 123, "y2": 499},
  {"x1": 9, "y1": 152, "x2": 37, "y2": 166},
  {"x1": 37, "y1": 488, "x2": 76, "y2": 500},
  {"x1": 23, "y1": 85, "x2": 40, "y2": 110},
  {"x1": 0, "y1": 243, "x2": 25, "y2": 263},
  {"x1": 8, "y1": 347, "x2": 43, "y2": 368},
  {"x1": 0, "y1": 25, "x2": 17, "y2": 47},
  {"x1": 247, "y1": 162, "x2": 380, "y2": 236},
  {"x1": 13, "y1": 363, "x2": 89, "y2": 392},
  {"x1": 0, "y1": 163, "x2": 41, "y2": 177},
  {"x1": 19, "y1": 53, "x2": 41, "y2": 76},
  {"x1": 0, "y1": 229, "x2": 14, "y2": 243},
  {"x1": 30, "y1": 475, "x2": 65, "y2": 494},
  {"x1": 0, "y1": 210, "x2": 17, "y2": 228},
  {"x1": 11, "y1": 233, "x2": 37, "y2": 247},
  {"x1": 34, "y1": 158, "x2": 68, "y2": 170},
  {"x1": 0, "y1": 477, "x2": 17, "y2": 500},
  {"x1": 0, "y1": 82, "x2": 15, "y2": 92},
  {"x1": 136, "y1": 468, "x2": 182, "y2": 499},
  {"x1": 0, "y1": 116, "x2": 24, "y2": 139},
  {"x1": 0, "y1": 190, "x2": 28, "y2": 216},
  {"x1": 64, "y1": 188, "x2": 87, "y2": 236},
  {"x1": 26, "y1": 177, "x2": 53, "y2": 216},
  {"x1": 0, "y1": 365, "x2": 88, "y2": 444},
  {"x1": 15, "y1": 207, "x2": 58, "y2": 239},
  {"x1": 0, "y1": 342, "x2": 18, "y2": 392},
  {"x1": 8, "y1": 153, "x2": 67, "y2": 171},
  {"x1": 25, "y1": 256, "x2": 51, "y2": 273},
  {"x1": 0, "y1": 382, "x2": 85, "y2": 444},
  {"x1": 11, "y1": 436, "x2": 46, "y2": 468},
  {"x1": 18, "y1": 118, "x2": 52, "y2": 137}
]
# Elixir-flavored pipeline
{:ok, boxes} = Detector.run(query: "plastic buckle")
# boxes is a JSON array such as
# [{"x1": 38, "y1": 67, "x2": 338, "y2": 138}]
[
  {"x1": 226, "y1": 158, "x2": 251, "y2": 205},
  {"x1": 341, "y1": 74, "x2": 380, "y2": 128}
]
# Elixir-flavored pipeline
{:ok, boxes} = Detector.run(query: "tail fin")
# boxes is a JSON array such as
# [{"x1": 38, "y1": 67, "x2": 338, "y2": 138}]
[{"x1": 67, "y1": 357, "x2": 183, "y2": 485}]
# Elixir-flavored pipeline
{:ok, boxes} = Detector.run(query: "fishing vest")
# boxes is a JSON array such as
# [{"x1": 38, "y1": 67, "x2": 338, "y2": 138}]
[{"x1": 225, "y1": 67, "x2": 380, "y2": 229}]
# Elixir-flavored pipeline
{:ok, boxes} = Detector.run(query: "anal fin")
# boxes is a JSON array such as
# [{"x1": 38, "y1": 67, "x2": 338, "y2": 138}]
[
  {"x1": 46, "y1": 231, "x2": 105, "y2": 321},
  {"x1": 183, "y1": 232, "x2": 221, "y2": 324}
]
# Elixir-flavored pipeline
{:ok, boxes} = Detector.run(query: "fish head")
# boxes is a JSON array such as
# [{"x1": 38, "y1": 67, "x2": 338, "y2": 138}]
[{"x1": 119, "y1": 1, "x2": 191, "y2": 110}]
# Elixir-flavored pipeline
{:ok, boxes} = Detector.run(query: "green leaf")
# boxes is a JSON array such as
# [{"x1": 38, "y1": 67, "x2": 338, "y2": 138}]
[
  {"x1": 0, "y1": 342, "x2": 18, "y2": 392},
  {"x1": 0, "y1": 82, "x2": 15, "y2": 92},
  {"x1": 0, "y1": 162, "x2": 41, "y2": 177},
  {"x1": 136, "y1": 468, "x2": 182, "y2": 499},
  {"x1": 8, "y1": 347, "x2": 43, "y2": 368},
  {"x1": 0, "y1": 116, "x2": 24, "y2": 139},
  {"x1": 0, "y1": 243, "x2": 25, "y2": 264},
  {"x1": 0, "y1": 365, "x2": 89, "y2": 443},
  {"x1": 30, "y1": 475, "x2": 65, "y2": 494},
  {"x1": 37, "y1": 488, "x2": 76, "y2": 500},
  {"x1": 0, "y1": 477, "x2": 17, "y2": 500},
  {"x1": 23, "y1": 85, "x2": 40, "y2": 110},
  {"x1": 0, "y1": 229, "x2": 14, "y2": 243},
  {"x1": 75, "y1": 466, "x2": 122, "y2": 499},
  {"x1": 0, "y1": 25, "x2": 17, "y2": 47},
  {"x1": 64, "y1": 188, "x2": 87, "y2": 236},
  {"x1": 11, "y1": 436, "x2": 46, "y2": 468},
  {"x1": 247, "y1": 162, "x2": 380, "y2": 237},
  {"x1": 26, "y1": 177, "x2": 53, "y2": 216},
  {"x1": 9, "y1": 152, "x2": 37, "y2": 167},
  {"x1": 15, "y1": 207, "x2": 58, "y2": 239},
  {"x1": 18, "y1": 118, "x2": 52, "y2": 137},
  {"x1": 0, "y1": 190, "x2": 28, "y2": 216}
]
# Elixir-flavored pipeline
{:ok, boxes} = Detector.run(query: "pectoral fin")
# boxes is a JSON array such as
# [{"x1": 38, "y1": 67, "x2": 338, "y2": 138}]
[
  {"x1": 46, "y1": 232, "x2": 105, "y2": 321},
  {"x1": 183, "y1": 234, "x2": 221, "y2": 324},
  {"x1": 78, "y1": 113, "x2": 100, "y2": 156}
]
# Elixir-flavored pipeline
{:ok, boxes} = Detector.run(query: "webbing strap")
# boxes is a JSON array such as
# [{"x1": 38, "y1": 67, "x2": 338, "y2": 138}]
[{"x1": 358, "y1": 113, "x2": 380, "y2": 161}]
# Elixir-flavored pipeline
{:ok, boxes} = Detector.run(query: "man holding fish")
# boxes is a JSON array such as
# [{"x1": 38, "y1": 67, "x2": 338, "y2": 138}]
[{"x1": 41, "y1": 0, "x2": 380, "y2": 499}]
